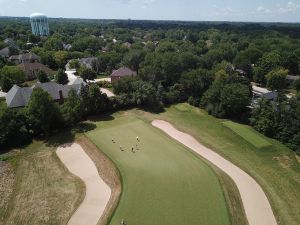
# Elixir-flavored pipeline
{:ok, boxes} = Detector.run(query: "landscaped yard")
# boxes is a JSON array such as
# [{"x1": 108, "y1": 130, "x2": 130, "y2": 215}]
[
  {"x1": 86, "y1": 116, "x2": 234, "y2": 225},
  {"x1": 222, "y1": 121, "x2": 272, "y2": 149}
]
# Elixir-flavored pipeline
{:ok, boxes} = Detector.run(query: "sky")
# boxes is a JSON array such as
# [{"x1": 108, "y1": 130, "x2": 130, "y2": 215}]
[{"x1": 0, "y1": 0, "x2": 300, "y2": 22}]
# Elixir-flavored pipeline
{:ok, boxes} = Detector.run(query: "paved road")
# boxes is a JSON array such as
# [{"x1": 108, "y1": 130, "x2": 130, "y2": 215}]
[{"x1": 152, "y1": 120, "x2": 278, "y2": 225}]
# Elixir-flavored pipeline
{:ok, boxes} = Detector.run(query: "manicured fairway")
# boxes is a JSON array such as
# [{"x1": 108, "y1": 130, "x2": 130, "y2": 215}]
[
  {"x1": 86, "y1": 116, "x2": 231, "y2": 225},
  {"x1": 222, "y1": 121, "x2": 272, "y2": 149}
]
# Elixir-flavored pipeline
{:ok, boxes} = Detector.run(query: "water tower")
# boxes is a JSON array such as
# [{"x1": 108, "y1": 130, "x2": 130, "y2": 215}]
[{"x1": 30, "y1": 13, "x2": 50, "y2": 36}]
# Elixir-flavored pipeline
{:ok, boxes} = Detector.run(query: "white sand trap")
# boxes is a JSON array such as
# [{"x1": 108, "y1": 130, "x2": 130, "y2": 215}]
[
  {"x1": 152, "y1": 120, "x2": 277, "y2": 225},
  {"x1": 57, "y1": 143, "x2": 111, "y2": 225}
]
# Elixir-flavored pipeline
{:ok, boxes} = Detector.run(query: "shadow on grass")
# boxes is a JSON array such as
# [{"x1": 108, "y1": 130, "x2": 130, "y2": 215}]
[
  {"x1": 45, "y1": 130, "x2": 76, "y2": 148},
  {"x1": 46, "y1": 121, "x2": 98, "y2": 148},
  {"x1": 141, "y1": 104, "x2": 166, "y2": 114},
  {"x1": 72, "y1": 122, "x2": 97, "y2": 133},
  {"x1": 88, "y1": 113, "x2": 115, "y2": 122}
]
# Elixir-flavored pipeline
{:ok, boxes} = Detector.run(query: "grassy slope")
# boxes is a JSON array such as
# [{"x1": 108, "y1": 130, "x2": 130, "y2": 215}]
[
  {"x1": 86, "y1": 116, "x2": 231, "y2": 225},
  {"x1": 1, "y1": 140, "x2": 85, "y2": 225},
  {"x1": 222, "y1": 121, "x2": 271, "y2": 148},
  {"x1": 150, "y1": 103, "x2": 300, "y2": 225}
]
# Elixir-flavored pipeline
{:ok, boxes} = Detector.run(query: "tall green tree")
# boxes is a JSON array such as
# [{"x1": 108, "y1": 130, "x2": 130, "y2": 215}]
[
  {"x1": 0, "y1": 106, "x2": 30, "y2": 147},
  {"x1": 88, "y1": 84, "x2": 109, "y2": 114},
  {"x1": 123, "y1": 49, "x2": 146, "y2": 72},
  {"x1": 220, "y1": 83, "x2": 250, "y2": 116},
  {"x1": 26, "y1": 87, "x2": 63, "y2": 136},
  {"x1": 79, "y1": 66, "x2": 97, "y2": 81},
  {"x1": 0, "y1": 66, "x2": 26, "y2": 91},
  {"x1": 266, "y1": 68, "x2": 288, "y2": 90},
  {"x1": 61, "y1": 89, "x2": 83, "y2": 126},
  {"x1": 180, "y1": 69, "x2": 212, "y2": 98},
  {"x1": 56, "y1": 69, "x2": 69, "y2": 85},
  {"x1": 37, "y1": 70, "x2": 49, "y2": 83}
]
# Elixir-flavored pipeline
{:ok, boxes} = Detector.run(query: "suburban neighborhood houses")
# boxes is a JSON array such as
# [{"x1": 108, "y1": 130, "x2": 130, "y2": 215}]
[
  {"x1": 0, "y1": 5, "x2": 300, "y2": 225},
  {"x1": 111, "y1": 67, "x2": 137, "y2": 82}
]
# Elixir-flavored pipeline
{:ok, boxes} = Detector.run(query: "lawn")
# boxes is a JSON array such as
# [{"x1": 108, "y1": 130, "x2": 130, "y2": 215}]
[
  {"x1": 147, "y1": 103, "x2": 300, "y2": 225},
  {"x1": 86, "y1": 116, "x2": 232, "y2": 225},
  {"x1": 222, "y1": 121, "x2": 272, "y2": 149}
]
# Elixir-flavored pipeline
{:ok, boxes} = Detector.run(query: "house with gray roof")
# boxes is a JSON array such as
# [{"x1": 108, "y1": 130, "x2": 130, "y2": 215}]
[
  {"x1": 286, "y1": 75, "x2": 300, "y2": 85},
  {"x1": 0, "y1": 47, "x2": 10, "y2": 58},
  {"x1": 6, "y1": 81, "x2": 86, "y2": 108},
  {"x1": 9, "y1": 52, "x2": 40, "y2": 64},
  {"x1": 78, "y1": 57, "x2": 98, "y2": 69},
  {"x1": 6, "y1": 85, "x2": 33, "y2": 108},
  {"x1": 4, "y1": 38, "x2": 19, "y2": 50}
]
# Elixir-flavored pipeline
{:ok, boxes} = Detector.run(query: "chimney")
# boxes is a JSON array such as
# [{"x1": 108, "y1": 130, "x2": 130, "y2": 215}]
[{"x1": 59, "y1": 90, "x2": 64, "y2": 104}]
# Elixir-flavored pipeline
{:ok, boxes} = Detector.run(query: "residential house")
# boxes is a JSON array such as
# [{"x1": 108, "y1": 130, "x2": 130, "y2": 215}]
[
  {"x1": 78, "y1": 57, "x2": 98, "y2": 69},
  {"x1": 111, "y1": 67, "x2": 137, "y2": 82},
  {"x1": 4, "y1": 38, "x2": 19, "y2": 50},
  {"x1": 0, "y1": 47, "x2": 10, "y2": 58},
  {"x1": 6, "y1": 81, "x2": 85, "y2": 108},
  {"x1": 18, "y1": 62, "x2": 53, "y2": 80},
  {"x1": 9, "y1": 52, "x2": 40, "y2": 64},
  {"x1": 252, "y1": 85, "x2": 277, "y2": 106}
]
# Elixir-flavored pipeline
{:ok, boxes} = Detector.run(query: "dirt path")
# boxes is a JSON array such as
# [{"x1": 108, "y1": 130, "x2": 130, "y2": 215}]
[
  {"x1": 57, "y1": 143, "x2": 111, "y2": 225},
  {"x1": 152, "y1": 120, "x2": 277, "y2": 225}
]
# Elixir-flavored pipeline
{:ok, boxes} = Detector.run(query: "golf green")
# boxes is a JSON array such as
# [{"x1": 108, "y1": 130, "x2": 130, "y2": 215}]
[{"x1": 86, "y1": 116, "x2": 231, "y2": 225}]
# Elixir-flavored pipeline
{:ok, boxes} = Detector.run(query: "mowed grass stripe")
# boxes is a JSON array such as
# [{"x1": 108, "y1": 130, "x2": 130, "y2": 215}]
[
  {"x1": 87, "y1": 117, "x2": 231, "y2": 225},
  {"x1": 222, "y1": 121, "x2": 272, "y2": 149}
]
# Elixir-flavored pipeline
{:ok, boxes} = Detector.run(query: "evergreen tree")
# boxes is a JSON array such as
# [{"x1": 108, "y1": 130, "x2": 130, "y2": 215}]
[
  {"x1": 56, "y1": 69, "x2": 69, "y2": 85},
  {"x1": 37, "y1": 70, "x2": 50, "y2": 83}
]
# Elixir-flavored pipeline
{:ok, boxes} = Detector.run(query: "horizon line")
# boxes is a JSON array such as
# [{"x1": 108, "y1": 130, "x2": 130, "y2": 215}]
[{"x1": 0, "y1": 15, "x2": 300, "y2": 25}]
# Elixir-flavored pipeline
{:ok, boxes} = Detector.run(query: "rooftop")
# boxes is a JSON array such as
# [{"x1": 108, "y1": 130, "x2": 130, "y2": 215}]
[
  {"x1": 111, "y1": 67, "x2": 137, "y2": 77},
  {"x1": 252, "y1": 85, "x2": 273, "y2": 94},
  {"x1": 286, "y1": 75, "x2": 300, "y2": 81},
  {"x1": 6, "y1": 81, "x2": 86, "y2": 108}
]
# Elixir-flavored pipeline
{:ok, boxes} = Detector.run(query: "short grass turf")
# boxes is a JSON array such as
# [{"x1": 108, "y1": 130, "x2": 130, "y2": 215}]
[
  {"x1": 222, "y1": 121, "x2": 271, "y2": 149},
  {"x1": 87, "y1": 117, "x2": 231, "y2": 225}
]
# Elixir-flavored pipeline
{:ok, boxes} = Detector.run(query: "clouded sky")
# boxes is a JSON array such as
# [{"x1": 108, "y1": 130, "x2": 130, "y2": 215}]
[{"x1": 0, "y1": 0, "x2": 300, "y2": 22}]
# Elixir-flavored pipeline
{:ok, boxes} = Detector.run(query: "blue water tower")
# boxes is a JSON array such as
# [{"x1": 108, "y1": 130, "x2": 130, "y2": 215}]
[{"x1": 30, "y1": 13, "x2": 50, "y2": 36}]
